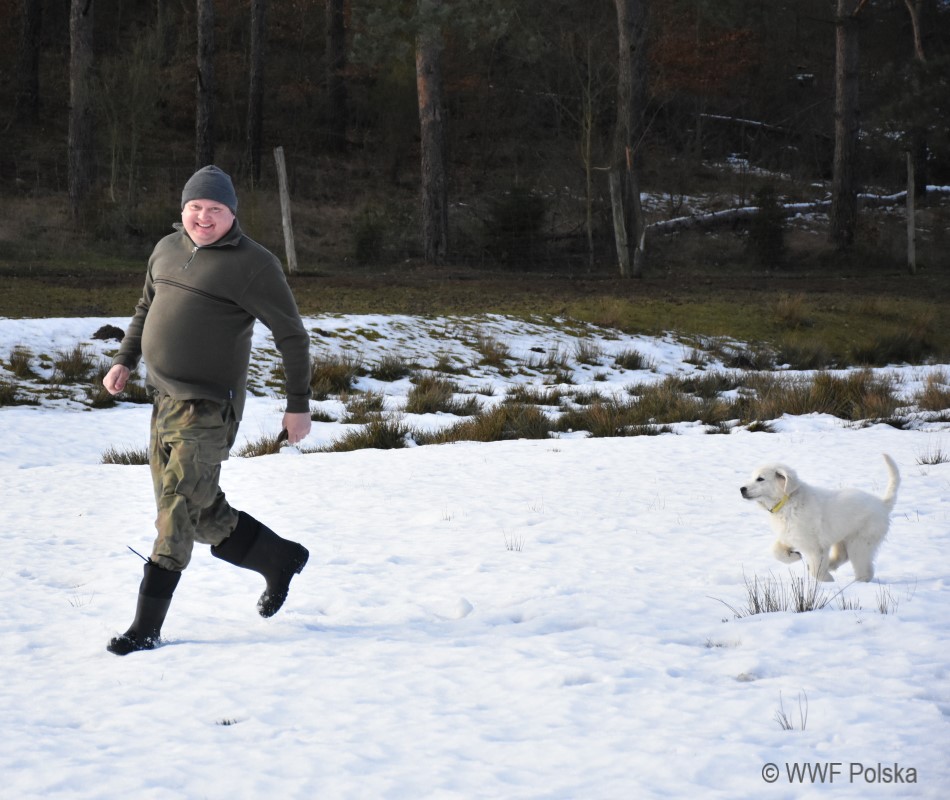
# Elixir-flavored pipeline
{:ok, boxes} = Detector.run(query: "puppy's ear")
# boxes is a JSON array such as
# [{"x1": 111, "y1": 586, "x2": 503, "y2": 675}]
[{"x1": 775, "y1": 466, "x2": 798, "y2": 495}]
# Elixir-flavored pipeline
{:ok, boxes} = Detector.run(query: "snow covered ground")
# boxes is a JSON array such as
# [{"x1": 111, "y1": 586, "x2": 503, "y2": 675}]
[{"x1": 1, "y1": 315, "x2": 948, "y2": 799}]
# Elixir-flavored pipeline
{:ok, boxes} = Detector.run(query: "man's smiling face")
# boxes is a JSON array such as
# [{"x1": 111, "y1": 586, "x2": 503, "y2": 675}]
[{"x1": 181, "y1": 199, "x2": 235, "y2": 246}]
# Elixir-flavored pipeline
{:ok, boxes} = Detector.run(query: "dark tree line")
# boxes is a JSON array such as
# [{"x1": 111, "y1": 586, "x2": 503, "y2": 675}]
[{"x1": 3, "y1": 0, "x2": 949, "y2": 271}]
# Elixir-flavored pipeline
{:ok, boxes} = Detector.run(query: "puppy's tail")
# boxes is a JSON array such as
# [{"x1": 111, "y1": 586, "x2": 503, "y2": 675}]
[{"x1": 881, "y1": 453, "x2": 900, "y2": 512}]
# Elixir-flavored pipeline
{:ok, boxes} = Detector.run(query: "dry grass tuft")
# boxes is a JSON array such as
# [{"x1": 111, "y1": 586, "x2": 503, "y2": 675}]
[
  {"x1": 736, "y1": 370, "x2": 899, "y2": 422},
  {"x1": 370, "y1": 354, "x2": 413, "y2": 382},
  {"x1": 236, "y1": 432, "x2": 286, "y2": 457},
  {"x1": 914, "y1": 369, "x2": 950, "y2": 413},
  {"x1": 405, "y1": 374, "x2": 481, "y2": 415},
  {"x1": 473, "y1": 333, "x2": 511, "y2": 370},
  {"x1": 613, "y1": 348, "x2": 653, "y2": 371},
  {"x1": 310, "y1": 351, "x2": 363, "y2": 399},
  {"x1": 774, "y1": 293, "x2": 811, "y2": 329},
  {"x1": 417, "y1": 402, "x2": 553, "y2": 444},
  {"x1": 343, "y1": 390, "x2": 386, "y2": 423},
  {"x1": 321, "y1": 416, "x2": 412, "y2": 452},
  {"x1": 52, "y1": 345, "x2": 96, "y2": 384},
  {"x1": 8, "y1": 346, "x2": 36, "y2": 379},
  {"x1": 101, "y1": 446, "x2": 149, "y2": 465}
]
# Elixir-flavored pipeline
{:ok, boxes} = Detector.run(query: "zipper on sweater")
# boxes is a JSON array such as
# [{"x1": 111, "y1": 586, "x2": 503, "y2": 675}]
[{"x1": 183, "y1": 246, "x2": 199, "y2": 269}]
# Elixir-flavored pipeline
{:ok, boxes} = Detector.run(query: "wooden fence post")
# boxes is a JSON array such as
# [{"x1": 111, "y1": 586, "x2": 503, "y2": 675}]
[{"x1": 273, "y1": 146, "x2": 298, "y2": 274}]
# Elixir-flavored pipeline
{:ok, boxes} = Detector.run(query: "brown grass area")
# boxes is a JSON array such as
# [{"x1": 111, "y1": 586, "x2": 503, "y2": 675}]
[{"x1": 1, "y1": 185, "x2": 948, "y2": 366}]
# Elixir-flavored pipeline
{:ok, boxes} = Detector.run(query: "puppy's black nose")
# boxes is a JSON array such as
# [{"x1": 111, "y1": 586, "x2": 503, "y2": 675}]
[{"x1": 740, "y1": 487, "x2": 748, "y2": 497}]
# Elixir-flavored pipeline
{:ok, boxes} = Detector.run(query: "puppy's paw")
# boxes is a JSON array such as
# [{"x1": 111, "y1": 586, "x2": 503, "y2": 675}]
[{"x1": 771, "y1": 540, "x2": 800, "y2": 563}]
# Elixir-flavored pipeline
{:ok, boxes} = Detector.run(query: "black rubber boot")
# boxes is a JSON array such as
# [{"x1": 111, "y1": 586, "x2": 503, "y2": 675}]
[
  {"x1": 107, "y1": 561, "x2": 181, "y2": 656},
  {"x1": 211, "y1": 511, "x2": 309, "y2": 618}
]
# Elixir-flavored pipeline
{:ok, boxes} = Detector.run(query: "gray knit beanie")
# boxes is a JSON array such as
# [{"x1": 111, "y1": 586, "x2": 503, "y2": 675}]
[{"x1": 181, "y1": 165, "x2": 238, "y2": 214}]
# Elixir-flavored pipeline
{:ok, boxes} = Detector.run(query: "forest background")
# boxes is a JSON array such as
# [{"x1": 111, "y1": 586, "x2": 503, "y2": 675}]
[{"x1": 0, "y1": 0, "x2": 948, "y2": 352}]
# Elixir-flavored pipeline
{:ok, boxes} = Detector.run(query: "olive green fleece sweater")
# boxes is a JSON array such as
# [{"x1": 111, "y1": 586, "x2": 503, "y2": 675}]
[{"x1": 113, "y1": 221, "x2": 311, "y2": 420}]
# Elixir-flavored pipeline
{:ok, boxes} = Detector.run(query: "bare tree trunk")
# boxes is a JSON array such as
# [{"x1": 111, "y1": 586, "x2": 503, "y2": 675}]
[
  {"x1": 904, "y1": 0, "x2": 926, "y2": 61},
  {"x1": 608, "y1": 170, "x2": 631, "y2": 278},
  {"x1": 830, "y1": 0, "x2": 861, "y2": 250},
  {"x1": 195, "y1": 0, "x2": 215, "y2": 169},
  {"x1": 613, "y1": 0, "x2": 649, "y2": 278},
  {"x1": 325, "y1": 0, "x2": 348, "y2": 152},
  {"x1": 246, "y1": 0, "x2": 267, "y2": 183},
  {"x1": 415, "y1": 0, "x2": 448, "y2": 265},
  {"x1": 16, "y1": 0, "x2": 42, "y2": 120},
  {"x1": 906, "y1": 151, "x2": 916, "y2": 275},
  {"x1": 68, "y1": 0, "x2": 95, "y2": 225},
  {"x1": 904, "y1": 0, "x2": 931, "y2": 199},
  {"x1": 581, "y1": 67, "x2": 595, "y2": 272}
]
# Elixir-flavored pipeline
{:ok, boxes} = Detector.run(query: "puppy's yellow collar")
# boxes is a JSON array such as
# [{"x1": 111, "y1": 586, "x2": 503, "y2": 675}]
[{"x1": 769, "y1": 495, "x2": 790, "y2": 514}]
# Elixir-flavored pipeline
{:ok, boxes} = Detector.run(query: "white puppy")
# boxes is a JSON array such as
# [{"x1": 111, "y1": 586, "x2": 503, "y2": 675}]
[{"x1": 740, "y1": 454, "x2": 899, "y2": 582}]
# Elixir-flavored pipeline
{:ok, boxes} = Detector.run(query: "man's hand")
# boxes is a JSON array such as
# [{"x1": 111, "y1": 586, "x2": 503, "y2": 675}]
[
  {"x1": 282, "y1": 411, "x2": 312, "y2": 445},
  {"x1": 103, "y1": 364, "x2": 131, "y2": 396}
]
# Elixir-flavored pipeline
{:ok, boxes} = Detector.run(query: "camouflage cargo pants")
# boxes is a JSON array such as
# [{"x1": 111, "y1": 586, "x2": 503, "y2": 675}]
[{"x1": 148, "y1": 394, "x2": 241, "y2": 571}]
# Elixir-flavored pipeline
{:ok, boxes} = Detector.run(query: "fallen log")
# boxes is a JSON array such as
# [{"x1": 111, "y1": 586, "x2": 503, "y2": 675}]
[{"x1": 647, "y1": 185, "x2": 948, "y2": 234}]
